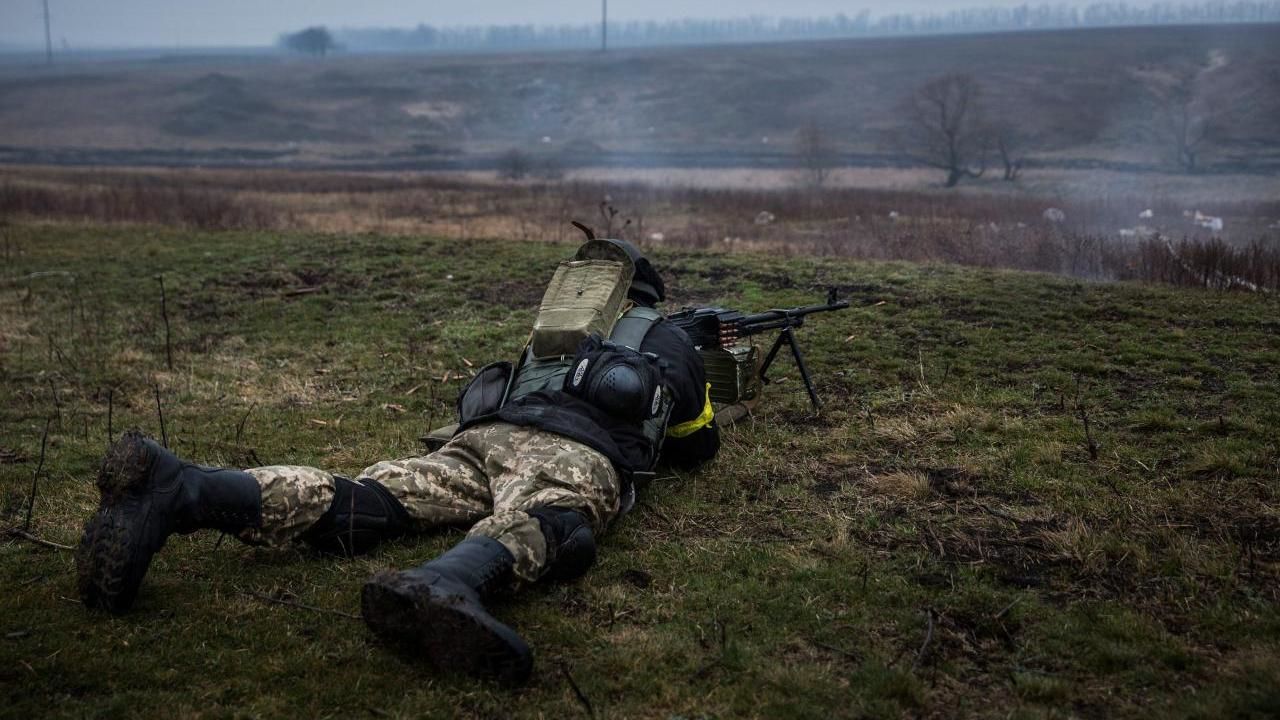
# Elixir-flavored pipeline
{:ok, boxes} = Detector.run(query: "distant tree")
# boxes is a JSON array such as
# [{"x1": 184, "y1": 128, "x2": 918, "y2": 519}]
[
  {"x1": 281, "y1": 26, "x2": 337, "y2": 58},
  {"x1": 498, "y1": 148, "x2": 531, "y2": 180},
  {"x1": 794, "y1": 121, "x2": 835, "y2": 190},
  {"x1": 988, "y1": 122, "x2": 1025, "y2": 181},
  {"x1": 1135, "y1": 62, "x2": 1217, "y2": 173},
  {"x1": 896, "y1": 74, "x2": 989, "y2": 187}
]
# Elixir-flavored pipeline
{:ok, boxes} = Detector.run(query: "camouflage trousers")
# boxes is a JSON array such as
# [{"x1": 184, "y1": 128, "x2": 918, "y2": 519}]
[{"x1": 242, "y1": 422, "x2": 621, "y2": 583}]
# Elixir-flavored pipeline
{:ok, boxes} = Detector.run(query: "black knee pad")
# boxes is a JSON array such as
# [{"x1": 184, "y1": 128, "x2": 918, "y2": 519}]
[
  {"x1": 529, "y1": 506, "x2": 597, "y2": 583},
  {"x1": 300, "y1": 476, "x2": 412, "y2": 557}
]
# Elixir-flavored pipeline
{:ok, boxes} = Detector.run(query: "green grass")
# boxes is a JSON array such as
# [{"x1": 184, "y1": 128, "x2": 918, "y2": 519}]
[{"x1": 1, "y1": 224, "x2": 1277, "y2": 719}]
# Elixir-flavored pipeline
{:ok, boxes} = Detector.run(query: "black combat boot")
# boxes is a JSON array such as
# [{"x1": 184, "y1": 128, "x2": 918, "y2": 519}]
[
  {"x1": 298, "y1": 476, "x2": 411, "y2": 556},
  {"x1": 529, "y1": 506, "x2": 597, "y2": 583},
  {"x1": 77, "y1": 430, "x2": 262, "y2": 614},
  {"x1": 361, "y1": 536, "x2": 533, "y2": 684}
]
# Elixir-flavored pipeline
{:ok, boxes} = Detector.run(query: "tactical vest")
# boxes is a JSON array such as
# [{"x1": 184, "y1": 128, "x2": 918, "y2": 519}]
[{"x1": 506, "y1": 306, "x2": 673, "y2": 471}]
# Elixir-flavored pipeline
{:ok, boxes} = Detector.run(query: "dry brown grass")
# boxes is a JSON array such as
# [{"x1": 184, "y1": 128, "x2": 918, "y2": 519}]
[
  {"x1": 867, "y1": 470, "x2": 932, "y2": 501},
  {"x1": 3, "y1": 165, "x2": 1278, "y2": 292}
]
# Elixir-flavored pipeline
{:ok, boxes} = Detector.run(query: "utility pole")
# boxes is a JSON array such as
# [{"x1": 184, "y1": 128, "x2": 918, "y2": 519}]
[
  {"x1": 601, "y1": 0, "x2": 607, "y2": 52},
  {"x1": 43, "y1": 0, "x2": 53, "y2": 65}
]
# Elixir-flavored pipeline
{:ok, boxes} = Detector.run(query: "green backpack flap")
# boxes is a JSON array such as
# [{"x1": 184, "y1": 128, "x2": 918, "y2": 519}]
[
  {"x1": 529, "y1": 258, "x2": 633, "y2": 358},
  {"x1": 509, "y1": 249, "x2": 634, "y2": 400}
]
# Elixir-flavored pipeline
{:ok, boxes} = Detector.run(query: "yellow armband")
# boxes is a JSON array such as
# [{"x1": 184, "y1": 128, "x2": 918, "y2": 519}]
[{"x1": 666, "y1": 384, "x2": 714, "y2": 438}]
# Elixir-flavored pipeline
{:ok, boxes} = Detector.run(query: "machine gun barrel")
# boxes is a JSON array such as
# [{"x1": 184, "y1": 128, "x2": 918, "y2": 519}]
[{"x1": 737, "y1": 299, "x2": 850, "y2": 334}]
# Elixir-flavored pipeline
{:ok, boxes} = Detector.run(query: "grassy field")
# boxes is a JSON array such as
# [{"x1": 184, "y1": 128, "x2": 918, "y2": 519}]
[{"x1": 1, "y1": 223, "x2": 1277, "y2": 718}]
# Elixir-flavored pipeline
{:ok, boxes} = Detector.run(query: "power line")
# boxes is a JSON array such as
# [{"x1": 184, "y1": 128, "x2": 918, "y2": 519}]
[{"x1": 43, "y1": 0, "x2": 53, "y2": 65}]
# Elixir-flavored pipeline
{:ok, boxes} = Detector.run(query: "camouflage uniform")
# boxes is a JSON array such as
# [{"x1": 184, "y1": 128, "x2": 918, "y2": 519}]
[{"x1": 243, "y1": 422, "x2": 619, "y2": 583}]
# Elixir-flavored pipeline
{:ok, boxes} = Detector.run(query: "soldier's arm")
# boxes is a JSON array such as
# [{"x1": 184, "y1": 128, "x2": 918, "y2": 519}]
[{"x1": 645, "y1": 323, "x2": 720, "y2": 469}]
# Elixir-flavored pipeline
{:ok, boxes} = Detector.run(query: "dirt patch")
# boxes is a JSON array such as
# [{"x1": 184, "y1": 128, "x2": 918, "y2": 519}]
[
  {"x1": 939, "y1": 606, "x2": 1022, "y2": 656},
  {"x1": 923, "y1": 515, "x2": 1059, "y2": 577},
  {"x1": 1230, "y1": 514, "x2": 1280, "y2": 553},
  {"x1": 924, "y1": 467, "x2": 984, "y2": 497},
  {"x1": 466, "y1": 279, "x2": 546, "y2": 307},
  {"x1": 940, "y1": 297, "x2": 996, "y2": 325},
  {"x1": 620, "y1": 569, "x2": 653, "y2": 590},
  {"x1": 218, "y1": 266, "x2": 360, "y2": 295},
  {"x1": 677, "y1": 264, "x2": 802, "y2": 292},
  {"x1": 811, "y1": 479, "x2": 842, "y2": 497},
  {"x1": 771, "y1": 404, "x2": 841, "y2": 428}
]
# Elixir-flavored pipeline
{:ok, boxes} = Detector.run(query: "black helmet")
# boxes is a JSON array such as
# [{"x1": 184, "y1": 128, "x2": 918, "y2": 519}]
[{"x1": 574, "y1": 237, "x2": 666, "y2": 307}]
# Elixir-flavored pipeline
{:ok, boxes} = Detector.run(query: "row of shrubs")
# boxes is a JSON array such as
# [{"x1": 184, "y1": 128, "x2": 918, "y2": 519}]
[{"x1": 0, "y1": 180, "x2": 286, "y2": 231}]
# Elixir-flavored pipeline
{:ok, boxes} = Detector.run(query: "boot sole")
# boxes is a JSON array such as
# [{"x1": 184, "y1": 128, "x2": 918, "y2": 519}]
[
  {"x1": 361, "y1": 572, "x2": 533, "y2": 684},
  {"x1": 76, "y1": 431, "x2": 156, "y2": 614}
]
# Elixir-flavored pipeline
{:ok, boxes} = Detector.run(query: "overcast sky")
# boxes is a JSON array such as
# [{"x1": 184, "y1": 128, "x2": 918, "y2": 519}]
[{"x1": 1, "y1": 1, "x2": 1069, "y2": 49}]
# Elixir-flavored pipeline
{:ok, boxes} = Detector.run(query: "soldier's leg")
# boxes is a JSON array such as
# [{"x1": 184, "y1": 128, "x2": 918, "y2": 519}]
[
  {"x1": 467, "y1": 424, "x2": 622, "y2": 584},
  {"x1": 239, "y1": 465, "x2": 335, "y2": 547},
  {"x1": 358, "y1": 438, "x2": 492, "y2": 529},
  {"x1": 246, "y1": 438, "x2": 493, "y2": 555},
  {"x1": 79, "y1": 431, "x2": 264, "y2": 613},
  {"x1": 360, "y1": 423, "x2": 535, "y2": 683},
  {"x1": 78, "y1": 429, "x2": 493, "y2": 613}
]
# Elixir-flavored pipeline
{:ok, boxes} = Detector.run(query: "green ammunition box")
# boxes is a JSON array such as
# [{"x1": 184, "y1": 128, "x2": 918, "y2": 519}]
[{"x1": 700, "y1": 344, "x2": 759, "y2": 405}]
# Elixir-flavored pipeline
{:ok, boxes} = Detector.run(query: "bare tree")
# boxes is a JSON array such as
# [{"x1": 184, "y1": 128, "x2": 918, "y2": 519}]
[
  {"x1": 1152, "y1": 71, "x2": 1212, "y2": 173},
  {"x1": 1131, "y1": 58, "x2": 1224, "y2": 173},
  {"x1": 897, "y1": 74, "x2": 989, "y2": 187},
  {"x1": 795, "y1": 121, "x2": 835, "y2": 190},
  {"x1": 989, "y1": 122, "x2": 1025, "y2": 181},
  {"x1": 281, "y1": 27, "x2": 337, "y2": 58}
]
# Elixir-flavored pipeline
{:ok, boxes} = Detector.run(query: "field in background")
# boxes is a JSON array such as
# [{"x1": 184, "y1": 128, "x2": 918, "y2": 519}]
[
  {"x1": 3, "y1": 165, "x2": 1278, "y2": 292},
  {"x1": 1, "y1": 23, "x2": 1278, "y2": 173},
  {"x1": 562, "y1": 166, "x2": 1280, "y2": 204},
  {"x1": 1, "y1": 224, "x2": 1277, "y2": 718}
]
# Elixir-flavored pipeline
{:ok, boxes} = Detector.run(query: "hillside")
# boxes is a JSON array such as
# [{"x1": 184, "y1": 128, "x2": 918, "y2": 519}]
[
  {"x1": 0, "y1": 23, "x2": 1277, "y2": 172},
  {"x1": 2, "y1": 224, "x2": 1277, "y2": 718}
]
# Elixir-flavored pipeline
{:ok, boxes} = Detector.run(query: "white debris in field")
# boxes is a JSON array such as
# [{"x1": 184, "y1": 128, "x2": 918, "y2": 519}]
[
  {"x1": 1042, "y1": 208, "x2": 1066, "y2": 223},
  {"x1": 1119, "y1": 226, "x2": 1156, "y2": 239},
  {"x1": 888, "y1": 211, "x2": 900, "y2": 219},
  {"x1": 723, "y1": 236, "x2": 741, "y2": 244},
  {"x1": 761, "y1": 136, "x2": 769, "y2": 144},
  {"x1": 446, "y1": 274, "x2": 454, "y2": 280},
  {"x1": 754, "y1": 211, "x2": 776, "y2": 225},
  {"x1": 1139, "y1": 209, "x2": 1154, "y2": 219},
  {"x1": 987, "y1": 222, "x2": 1000, "y2": 232},
  {"x1": 1183, "y1": 210, "x2": 1194, "y2": 218},
  {"x1": 1194, "y1": 211, "x2": 1224, "y2": 232},
  {"x1": 540, "y1": 136, "x2": 552, "y2": 143},
  {"x1": 648, "y1": 232, "x2": 665, "y2": 242},
  {"x1": 1016, "y1": 222, "x2": 1027, "y2": 228}
]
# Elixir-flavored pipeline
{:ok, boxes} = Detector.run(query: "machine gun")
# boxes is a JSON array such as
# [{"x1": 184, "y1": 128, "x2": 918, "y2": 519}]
[{"x1": 666, "y1": 288, "x2": 849, "y2": 410}]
